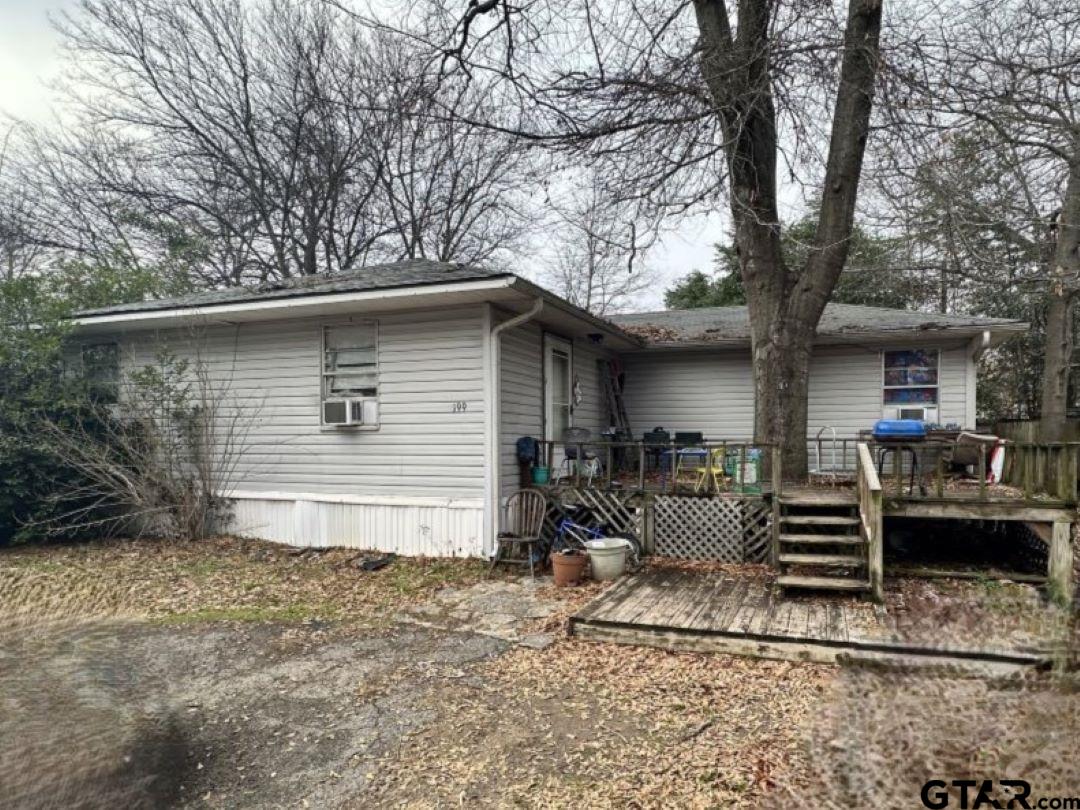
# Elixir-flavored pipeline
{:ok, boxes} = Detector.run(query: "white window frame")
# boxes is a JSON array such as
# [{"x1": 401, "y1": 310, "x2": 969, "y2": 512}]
[
  {"x1": 881, "y1": 347, "x2": 940, "y2": 416},
  {"x1": 321, "y1": 320, "x2": 379, "y2": 427},
  {"x1": 543, "y1": 334, "x2": 573, "y2": 442}
]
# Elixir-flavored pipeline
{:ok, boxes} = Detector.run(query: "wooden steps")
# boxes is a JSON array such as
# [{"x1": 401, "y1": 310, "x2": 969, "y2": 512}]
[
  {"x1": 781, "y1": 515, "x2": 859, "y2": 526},
  {"x1": 779, "y1": 553, "x2": 866, "y2": 567},
  {"x1": 777, "y1": 574, "x2": 870, "y2": 591},
  {"x1": 775, "y1": 488, "x2": 868, "y2": 595},
  {"x1": 779, "y1": 533, "x2": 865, "y2": 545},
  {"x1": 778, "y1": 489, "x2": 858, "y2": 507}
]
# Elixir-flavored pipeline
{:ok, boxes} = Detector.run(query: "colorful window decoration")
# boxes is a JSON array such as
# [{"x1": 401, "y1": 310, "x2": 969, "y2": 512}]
[{"x1": 883, "y1": 349, "x2": 939, "y2": 406}]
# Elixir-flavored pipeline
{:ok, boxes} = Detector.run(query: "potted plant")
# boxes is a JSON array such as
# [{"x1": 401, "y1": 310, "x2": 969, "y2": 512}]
[{"x1": 550, "y1": 548, "x2": 588, "y2": 586}]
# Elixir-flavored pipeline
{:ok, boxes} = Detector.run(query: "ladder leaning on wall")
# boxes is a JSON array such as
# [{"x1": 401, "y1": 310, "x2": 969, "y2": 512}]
[{"x1": 599, "y1": 358, "x2": 631, "y2": 435}]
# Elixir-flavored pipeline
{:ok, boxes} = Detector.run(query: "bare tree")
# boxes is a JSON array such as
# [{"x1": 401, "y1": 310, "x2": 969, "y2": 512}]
[
  {"x1": 869, "y1": 128, "x2": 1060, "y2": 419},
  {"x1": 52, "y1": 0, "x2": 392, "y2": 284},
  {"x1": 42, "y1": 345, "x2": 259, "y2": 541},
  {"x1": 883, "y1": 0, "x2": 1080, "y2": 438},
  {"x1": 365, "y1": 33, "x2": 536, "y2": 266},
  {"x1": 541, "y1": 175, "x2": 656, "y2": 315},
  {"x1": 11, "y1": 0, "x2": 535, "y2": 285},
  {"x1": 0, "y1": 124, "x2": 49, "y2": 280},
  {"x1": 357, "y1": 0, "x2": 886, "y2": 475}
]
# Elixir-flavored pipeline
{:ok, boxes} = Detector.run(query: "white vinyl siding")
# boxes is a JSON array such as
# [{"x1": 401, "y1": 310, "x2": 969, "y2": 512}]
[
  {"x1": 499, "y1": 321, "x2": 544, "y2": 499},
  {"x1": 569, "y1": 340, "x2": 610, "y2": 438},
  {"x1": 807, "y1": 344, "x2": 970, "y2": 437},
  {"x1": 114, "y1": 306, "x2": 487, "y2": 499},
  {"x1": 621, "y1": 349, "x2": 755, "y2": 440},
  {"x1": 497, "y1": 323, "x2": 613, "y2": 499},
  {"x1": 622, "y1": 342, "x2": 975, "y2": 443}
]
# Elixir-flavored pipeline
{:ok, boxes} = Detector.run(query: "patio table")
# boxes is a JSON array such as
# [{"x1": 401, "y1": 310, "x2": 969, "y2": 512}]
[{"x1": 659, "y1": 447, "x2": 708, "y2": 487}]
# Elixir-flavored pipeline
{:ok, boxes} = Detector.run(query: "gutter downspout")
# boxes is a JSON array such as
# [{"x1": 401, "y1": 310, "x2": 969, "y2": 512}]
[
  {"x1": 967, "y1": 330, "x2": 992, "y2": 429},
  {"x1": 483, "y1": 298, "x2": 544, "y2": 555},
  {"x1": 970, "y1": 329, "x2": 992, "y2": 362}
]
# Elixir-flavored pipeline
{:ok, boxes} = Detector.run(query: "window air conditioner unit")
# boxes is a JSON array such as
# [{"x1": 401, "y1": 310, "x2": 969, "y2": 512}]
[
  {"x1": 897, "y1": 406, "x2": 932, "y2": 422},
  {"x1": 323, "y1": 398, "x2": 378, "y2": 427}
]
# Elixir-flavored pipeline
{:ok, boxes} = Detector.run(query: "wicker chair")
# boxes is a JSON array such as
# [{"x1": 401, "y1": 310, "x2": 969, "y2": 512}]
[{"x1": 489, "y1": 489, "x2": 548, "y2": 579}]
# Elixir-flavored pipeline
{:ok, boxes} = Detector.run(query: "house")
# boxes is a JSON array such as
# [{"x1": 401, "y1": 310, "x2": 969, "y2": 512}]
[{"x1": 72, "y1": 260, "x2": 1027, "y2": 557}]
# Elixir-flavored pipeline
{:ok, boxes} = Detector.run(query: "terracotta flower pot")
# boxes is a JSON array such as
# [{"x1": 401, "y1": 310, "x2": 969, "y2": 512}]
[{"x1": 550, "y1": 549, "x2": 588, "y2": 586}]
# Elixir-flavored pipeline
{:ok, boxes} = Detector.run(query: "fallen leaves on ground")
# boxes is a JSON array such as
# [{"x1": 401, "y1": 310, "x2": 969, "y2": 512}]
[
  {"x1": 364, "y1": 621, "x2": 833, "y2": 808},
  {"x1": 0, "y1": 536, "x2": 498, "y2": 624}
]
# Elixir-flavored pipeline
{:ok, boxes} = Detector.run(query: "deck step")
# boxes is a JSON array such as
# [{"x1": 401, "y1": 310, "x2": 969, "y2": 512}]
[
  {"x1": 779, "y1": 553, "x2": 866, "y2": 567},
  {"x1": 781, "y1": 515, "x2": 860, "y2": 526},
  {"x1": 779, "y1": 533, "x2": 865, "y2": 545},
  {"x1": 778, "y1": 492, "x2": 858, "y2": 507},
  {"x1": 777, "y1": 574, "x2": 870, "y2": 591}
]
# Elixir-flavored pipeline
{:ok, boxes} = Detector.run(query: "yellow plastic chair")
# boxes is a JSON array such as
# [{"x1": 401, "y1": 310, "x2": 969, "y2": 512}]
[{"x1": 695, "y1": 448, "x2": 729, "y2": 493}]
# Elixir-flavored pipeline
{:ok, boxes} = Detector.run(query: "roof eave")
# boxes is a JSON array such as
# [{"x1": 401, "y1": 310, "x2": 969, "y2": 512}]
[
  {"x1": 507, "y1": 277, "x2": 645, "y2": 349},
  {"x1": 623, "y1": 321, "x2": 1030, "y2": 351},
  {"x1": 70, "y1": 275, "x2": 521, "y2": 334}
]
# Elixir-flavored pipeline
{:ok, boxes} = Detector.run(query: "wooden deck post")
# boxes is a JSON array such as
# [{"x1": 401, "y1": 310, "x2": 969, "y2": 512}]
[
  {"x1": 857, "y1": 443, "x2": 884, "y2": 603},
  {"x1": 642, "y1": 491, "x2": 655, "y2": 555},
  {"x1": 978, "y1": 443, "x2": 987, "y2": 500},
  {"x1": 1023, "y1": 445, "x2": 1034, "y2": 500},
  {"x1": 1048, "y1": 520, "x2": 1074, "y2": 608},
  {"x1": 1056, "y1": 444, "x2": 1077, "y2": 503},
  {"x1": 770, "y1": 445, "x2": 782, "y2": 567}
]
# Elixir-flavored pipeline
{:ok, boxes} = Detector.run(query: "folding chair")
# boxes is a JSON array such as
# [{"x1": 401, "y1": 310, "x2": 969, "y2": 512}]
[{"x1": 554, "y1": 427, "x2": 601, "y2": 484}]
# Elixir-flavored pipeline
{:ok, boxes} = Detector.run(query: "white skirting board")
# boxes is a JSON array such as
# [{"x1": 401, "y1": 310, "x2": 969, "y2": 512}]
[{"x1": 224, "y1": 491, "x2": 486, "y2": 557}]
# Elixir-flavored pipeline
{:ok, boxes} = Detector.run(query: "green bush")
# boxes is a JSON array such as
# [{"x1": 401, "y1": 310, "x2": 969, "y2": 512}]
[{"x1": 0, "y1": 278, "x2": 110, "y2": 544}]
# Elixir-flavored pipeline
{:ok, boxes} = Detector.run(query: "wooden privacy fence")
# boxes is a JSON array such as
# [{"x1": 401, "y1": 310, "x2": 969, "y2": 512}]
[{"x1": 1000, "y1": 443, "x2": 1079, "y2": 502}]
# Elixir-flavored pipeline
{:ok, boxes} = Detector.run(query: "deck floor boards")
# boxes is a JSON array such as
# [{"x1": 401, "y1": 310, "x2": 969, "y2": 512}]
[{"x1": 569, "y1": 568, "x2": 1053, "y2": 668}]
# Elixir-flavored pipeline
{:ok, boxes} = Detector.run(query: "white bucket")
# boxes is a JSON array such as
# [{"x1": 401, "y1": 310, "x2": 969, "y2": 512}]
[{"x1": 584, "y1": 538, "x2": 630, "y2": 581}]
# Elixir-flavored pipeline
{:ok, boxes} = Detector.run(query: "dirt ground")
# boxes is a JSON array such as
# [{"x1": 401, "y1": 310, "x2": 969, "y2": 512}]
[{"x1": 2, "y1": 537, "x2": 1077, "y2": 809}]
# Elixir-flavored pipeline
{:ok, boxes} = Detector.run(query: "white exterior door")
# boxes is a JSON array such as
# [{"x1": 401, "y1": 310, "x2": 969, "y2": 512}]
[{"x1": 544, "y1": 335, "x2": 573, "y2": 442}]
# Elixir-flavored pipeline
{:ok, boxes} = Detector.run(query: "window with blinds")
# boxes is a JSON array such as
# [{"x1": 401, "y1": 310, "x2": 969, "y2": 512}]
[{"x1": 322, "y1": 322, "x2": 378, "y2": 399}]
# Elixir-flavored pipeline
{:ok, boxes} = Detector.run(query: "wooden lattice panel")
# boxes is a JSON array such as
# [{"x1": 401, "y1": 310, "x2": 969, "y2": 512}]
[
  {"x1": 541, "y1": 487, "x2": 643, "y2": 545},
  {"x1": 742, "y1": 500, "x2": 772, "y2": 563},
  {"x1": 654, "y1": 495, "x2": 772, "y2": 563}
]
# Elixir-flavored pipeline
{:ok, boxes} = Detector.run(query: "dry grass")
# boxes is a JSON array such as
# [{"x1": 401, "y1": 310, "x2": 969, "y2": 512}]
[
  {"x1": 0, "y1": 535, "x2": 497, "y2": 625},
  {"x1": 777, "y1": 667, "x2": 1080, "y2": 809},
  {"x1": 4, "y1": 538, "x2": 1075, "y2": 809}
]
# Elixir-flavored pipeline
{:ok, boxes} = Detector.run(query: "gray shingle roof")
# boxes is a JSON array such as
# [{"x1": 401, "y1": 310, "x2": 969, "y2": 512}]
[
  {"x1": 75, "y1": 259, "x2": 510, "y2": 317},
  {"x1": 610, "y1": 303, "x2": 1027, "y2": 344}
]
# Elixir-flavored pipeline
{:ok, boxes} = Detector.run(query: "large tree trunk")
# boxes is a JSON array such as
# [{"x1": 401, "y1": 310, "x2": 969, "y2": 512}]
[
  {"x1": 1040, "y1": 158, "x2": 1080, "y2": 441},
  {"x1": 694, "y1": 0, "x2": 883, "y2": 478}
]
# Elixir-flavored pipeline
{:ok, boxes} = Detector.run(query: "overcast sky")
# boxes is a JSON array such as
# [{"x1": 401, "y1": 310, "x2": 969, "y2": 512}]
[{"x1": 0, "y1": 0, "x2": 723, "y2": 311}]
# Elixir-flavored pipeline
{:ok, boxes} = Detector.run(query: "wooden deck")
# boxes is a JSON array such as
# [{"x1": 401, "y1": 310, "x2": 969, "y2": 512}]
[{"x1": 570, "y1": 568, "x2": 1057, "y2": 670}]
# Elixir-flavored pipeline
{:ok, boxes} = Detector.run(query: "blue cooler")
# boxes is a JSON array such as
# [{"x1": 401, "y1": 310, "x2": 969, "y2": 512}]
[{"x1": 872, "y1": 419, "x2": 927, "y2": 441}]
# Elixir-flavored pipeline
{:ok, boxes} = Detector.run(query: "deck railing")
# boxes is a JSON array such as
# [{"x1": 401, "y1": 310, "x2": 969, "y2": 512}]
[
  {"x1": 535, "y1": 439, "x2": 779, "y2": 496},
  {"x1": 856, "y1": 443, "x2": 884, "y2": 601},
  {"x1": 868, "y1": 440, "x2": 1079, "y2": 504},
  {"x1": 533, "y1": 436, "x2": 1079, "y2": 504}
]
